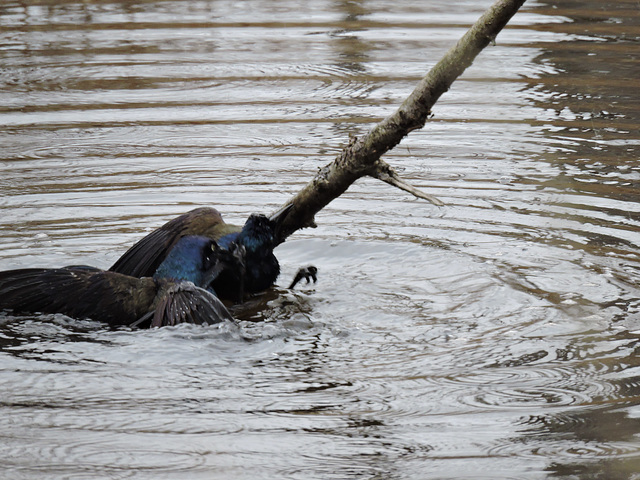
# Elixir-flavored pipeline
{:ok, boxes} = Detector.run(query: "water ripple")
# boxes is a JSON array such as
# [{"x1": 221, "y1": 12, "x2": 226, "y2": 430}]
[{"x1": 2, "y1": 0, "x2": 640, "y2": 478}]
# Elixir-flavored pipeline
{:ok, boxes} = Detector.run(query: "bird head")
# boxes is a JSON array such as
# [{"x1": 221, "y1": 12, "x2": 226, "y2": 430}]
[
  {"x1": 237, "y1": 205, "x2": 293, "y2": 254},
  {"x1": 236, "y1": 214, "x2": 277, "y2": 254},
  {"x1": 154, "y1": 236, "x2": 224, "y2": 287}
]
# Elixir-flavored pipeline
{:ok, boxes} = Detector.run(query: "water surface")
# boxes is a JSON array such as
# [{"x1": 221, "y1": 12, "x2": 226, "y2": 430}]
[{"x1": 1, "y1": 0, "x2": 640, "y2": 478}]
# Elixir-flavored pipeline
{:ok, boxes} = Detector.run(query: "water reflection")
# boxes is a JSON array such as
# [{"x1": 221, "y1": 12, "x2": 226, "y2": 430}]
[
  {"x1": 525, "y1": 0, "x2": 640, "y2": 244},
  {"x1": 512, "y1": 2, "x2": 640, "y2": 475}
]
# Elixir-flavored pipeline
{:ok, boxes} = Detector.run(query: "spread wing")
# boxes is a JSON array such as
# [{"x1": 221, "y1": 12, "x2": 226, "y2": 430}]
[
  {"x1": 0, "y1": 267, "x2": 234, "y2": 328},
  {"x1": 110, "y1": 207, "x2": 240, "y2": 278},
  {"x1": 146, "y1": 282, "x2": 234, "y2": 328},
  {"x1": 0, "y1": 266, "x2": 157, "y2": 326}
]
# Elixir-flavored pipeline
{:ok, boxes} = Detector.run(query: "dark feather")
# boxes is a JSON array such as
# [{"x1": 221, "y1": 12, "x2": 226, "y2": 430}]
[
  {"x1": 0, "y1": 267, "x2": 234, "y2": 328},
  {"x1": 0, "y1": 235, "x2": 237, "y2": 328},
  {"x1": 110, "y1": 208, "x2": 289, "y2": 302},
  {"x1": 150, "y1": 283, "x2": 233, "y2": 327},
  {"x1": 110, "y1": 207, "x2": 240, "y2": 278},
  {"x1": 0, "y1": 267, "x2": 156, "y2": 326}
]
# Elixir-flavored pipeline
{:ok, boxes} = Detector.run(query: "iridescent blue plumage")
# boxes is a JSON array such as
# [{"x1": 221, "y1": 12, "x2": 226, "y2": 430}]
[
  {"x1": 217, "y1": 232, "x2": 240, "y2": 250},
  {"x1": 153, "y1": 235, "x2": 215, "y2": 284},
  {"x1": 0, "y1": 236, "x2": 235, "y2": 328},
  {"x1": 110, "y1": 208, "x2": 290, "y2": 302}
]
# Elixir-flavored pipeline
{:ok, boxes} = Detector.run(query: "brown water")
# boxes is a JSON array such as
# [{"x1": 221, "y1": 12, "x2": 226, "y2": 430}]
[{"x1": 1, "y1": 0, "x2": 640, "y2": 478}]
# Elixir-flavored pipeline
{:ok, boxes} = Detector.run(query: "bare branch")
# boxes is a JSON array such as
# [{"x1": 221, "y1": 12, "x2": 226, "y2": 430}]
[{"x1": 272, "y1": 0, "x2": 527, "y2": 245}]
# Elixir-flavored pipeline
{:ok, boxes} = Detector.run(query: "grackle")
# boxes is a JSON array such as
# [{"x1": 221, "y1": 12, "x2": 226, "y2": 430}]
[
  {"x1": 0, "y1": 236, "x2": 236, "y2": 328},
  {"x1": 110, "y1": 207, "x2": 300, "y2": 302}
]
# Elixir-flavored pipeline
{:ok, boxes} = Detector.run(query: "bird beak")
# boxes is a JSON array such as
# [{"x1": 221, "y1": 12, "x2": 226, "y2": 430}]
[
  {"x1": 269, "y1": 203, "x2": 293, "y2": 224},
  {"x1": 269, "y1": 203, "x2": 294, "y2": 244}
]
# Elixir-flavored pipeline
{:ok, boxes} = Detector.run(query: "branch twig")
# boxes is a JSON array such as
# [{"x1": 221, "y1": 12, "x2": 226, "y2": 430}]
[{"x1": 370, "y1": 160, "x2": 444, "y2": 207}]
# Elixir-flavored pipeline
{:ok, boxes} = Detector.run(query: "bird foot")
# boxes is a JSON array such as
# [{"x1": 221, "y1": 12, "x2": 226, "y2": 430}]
[{"x1": 288, "y1": 266, "x2": 318, "y2": 289}]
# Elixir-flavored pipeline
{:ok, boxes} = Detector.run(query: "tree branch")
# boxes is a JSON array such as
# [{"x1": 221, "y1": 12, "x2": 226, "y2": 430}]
[{"x1": 271, "y1": 0, "x2": 527, "y2": 245}]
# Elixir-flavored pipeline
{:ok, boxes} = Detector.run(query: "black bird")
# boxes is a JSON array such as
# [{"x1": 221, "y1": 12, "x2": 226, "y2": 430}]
[
  {"x1": 0, "y1": 236, "x2": 236, "y2": 328},
  {"x1": 110, "y1": 207, "x2": 290, "y2": 302}
]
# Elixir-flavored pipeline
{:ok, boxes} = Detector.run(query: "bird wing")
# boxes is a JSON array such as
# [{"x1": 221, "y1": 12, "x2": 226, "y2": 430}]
[
  {"x1": 149, "y1": 282, "x2": 234, "y2": 328},
  {"x1": 109, "y1": 207, "x2": 239, "y2": 278},
  {"x1": 0, "y1": 267, "x2": 157, "y2": 326}
]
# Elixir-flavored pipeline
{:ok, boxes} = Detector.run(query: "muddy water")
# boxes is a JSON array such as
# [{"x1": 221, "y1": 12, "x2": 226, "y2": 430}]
[{"x1": 1, "y1": 0, "x2": 639, "y2": 478}]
